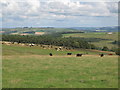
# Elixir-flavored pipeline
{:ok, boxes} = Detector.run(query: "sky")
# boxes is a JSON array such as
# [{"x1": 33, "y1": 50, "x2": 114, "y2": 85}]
[{"x1": 0, "y1": 0, "x2": 119, "y2": 28}]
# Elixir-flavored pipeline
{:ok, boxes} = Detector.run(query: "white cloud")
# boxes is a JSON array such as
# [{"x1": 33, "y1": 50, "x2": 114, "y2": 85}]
[
  {"x1": 25, "y1": 0, "x2": 40, "y2": 14},
  {"x1": 1, "y1": 0, "x2": 118, "y2": 18},
  {"x1": 0, "y1": 0, "x2": 118, "y2": 27}
]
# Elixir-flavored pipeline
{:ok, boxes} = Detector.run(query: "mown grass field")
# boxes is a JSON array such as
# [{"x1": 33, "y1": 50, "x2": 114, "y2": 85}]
[
  {"x1": 63, "y1": 32, "x2": 118, "y2": 49},
  {"x1": 2, "y1": 44, "x2": 118, "y2": 88}
]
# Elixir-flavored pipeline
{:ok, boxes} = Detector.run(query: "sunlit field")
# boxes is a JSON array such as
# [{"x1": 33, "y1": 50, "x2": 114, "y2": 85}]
[
  {"x1": 2, "y1": 45, "x2": 118, "y2": 88},
  {"x1": 63, "y1": 32, "x2": 118, "y2": 49}
]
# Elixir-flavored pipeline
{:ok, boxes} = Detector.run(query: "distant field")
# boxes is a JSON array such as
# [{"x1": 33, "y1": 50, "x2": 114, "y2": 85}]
[
  {"x1": 63, "y1": 32, "x2": 118, "y2": 40},
  {"x1": 63, "y1": 32, "x2": 118, "y2": 49},
  {"x1": 2, "y1": 28, "x2": 118, "y2": 49},
  {"x1": 2, "y1": 44, "x2": 118, "y2": 88},
  {"x1": 2, "y1": 28, "x2": 76, "y2": 35}
]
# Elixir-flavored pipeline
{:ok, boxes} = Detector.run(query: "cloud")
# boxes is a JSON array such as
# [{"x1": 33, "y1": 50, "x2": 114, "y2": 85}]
[{"x1": 0, "y1": 0, "x2": 118, "y2": 27}]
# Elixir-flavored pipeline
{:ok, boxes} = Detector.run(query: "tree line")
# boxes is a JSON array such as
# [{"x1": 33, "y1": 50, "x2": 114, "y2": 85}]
[{"x1": 2, "y1": 34, "x2": 96, "y2": 49}]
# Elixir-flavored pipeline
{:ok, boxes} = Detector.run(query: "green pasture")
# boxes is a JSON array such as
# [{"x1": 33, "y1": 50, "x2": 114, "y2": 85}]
[
  {"x1": 2, "y1": 44, "x2": 114, "y2": 56},
  {"x1": 63, "y1": 32, "x2": 118, "y2": 49},
  {"x1": 2, "y1": 44, "x2": 118, "y2": 88},
  {"x1": 63, "y1": 32, "x2": 118, "y2": 40}
]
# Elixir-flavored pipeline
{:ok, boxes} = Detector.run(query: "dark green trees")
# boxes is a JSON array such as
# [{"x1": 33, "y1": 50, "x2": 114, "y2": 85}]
[
  {"x1": 115, "y1": 48, "x2": 120, "y2": 56},
  {"x1": 2, "y1": 34, "x2": 95, "y2": 49},
  {"x1": 102, "y1": 46, "x2": 109, "y2": 51}
]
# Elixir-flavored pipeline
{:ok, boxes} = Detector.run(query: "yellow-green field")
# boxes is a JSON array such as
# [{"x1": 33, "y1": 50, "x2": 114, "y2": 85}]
[
  {"x1": 63, "y1": 32, "x2": 118, "y2": 49},
  {"x1": 2, "y1": 44, "x2": 118, "y2": 88}
]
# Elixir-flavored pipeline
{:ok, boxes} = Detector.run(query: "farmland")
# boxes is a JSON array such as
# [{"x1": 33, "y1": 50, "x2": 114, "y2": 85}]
[
  {"x1": 2, "y1": 44, "x2": 118, "y2": 88},
  {"x1": 1, "y1": 0, "x2": 119, "y2": 88},
  {"x1": 1, "y1": 27, "x2": 119, "y2": 88},
  {"x1": 1, "y1": 27, "x2": 118, "y2": 49},
  {"x1": 2, "y1": 27, "x2": 118, "y2": 50},
  {"x1": 63, "y1": 32, "x2": 118, "y2": 49},
  {"x1": 1, "y1": 27, "x2": 77, "y2": 35}
]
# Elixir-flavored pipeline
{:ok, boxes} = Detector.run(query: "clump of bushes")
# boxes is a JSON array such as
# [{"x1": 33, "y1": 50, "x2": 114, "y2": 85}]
[
  {"x1": 102, "y1": 46, "x2": 109, "y2": 51},
  {"x1": 115, "y1": 48, "x2": 120, "y2": 56}
]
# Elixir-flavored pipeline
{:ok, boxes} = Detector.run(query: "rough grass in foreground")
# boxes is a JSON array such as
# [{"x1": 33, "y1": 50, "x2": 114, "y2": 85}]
[
  {"x1": 2, "y1": 44, "x2": 118, "y2": 88},
  {"x1": 3, "y1": 55, "x2": 118, "y2": 88}
]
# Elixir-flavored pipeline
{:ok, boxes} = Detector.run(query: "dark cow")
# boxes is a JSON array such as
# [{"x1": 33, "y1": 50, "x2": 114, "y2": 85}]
[
  {"x1": 100, "y1": 54, "x2": 104, "y2": 57},
  {"x1": 76, "y1": 54, "x2": 82, "y2": 57},
  {"x1": 67, "y1": 53, "x2": 72, "y2": 55},
  {"x1": 55, "y1": 48, "x2": 58, "y2": 50},
  {"x1": 49, "y1": 53, "x2": 53, "y2": 56}
]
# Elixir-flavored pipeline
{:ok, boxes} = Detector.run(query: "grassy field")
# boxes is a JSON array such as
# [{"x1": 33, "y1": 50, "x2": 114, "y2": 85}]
[
  {"x1": 2, "y1": 44, "x2": 118, "y2": 88},
  {"x1": 2, "y1": 44, "x2": 115, "y2": 56},
  {"x1": 63, "y1": 32, "x2": 118, "y2": 49}
]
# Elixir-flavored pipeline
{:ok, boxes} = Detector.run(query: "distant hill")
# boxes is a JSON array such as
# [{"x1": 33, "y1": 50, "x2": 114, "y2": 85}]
[
  {"x1": 1, "y1": 26, "x2": 119, "y2": 35},
  {"x1": 69, "y1": 26, "x2": 119, "y2": 32},
  {"x1": 98, "y1": 26, "x2": 118, "y2": 32}
]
